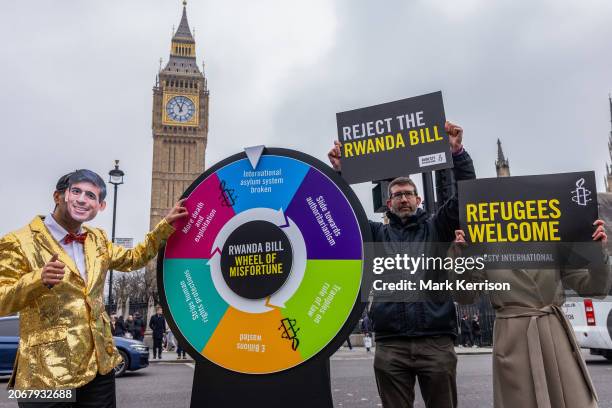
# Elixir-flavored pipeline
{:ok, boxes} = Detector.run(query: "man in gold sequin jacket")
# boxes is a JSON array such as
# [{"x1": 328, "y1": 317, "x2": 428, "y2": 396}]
[{"x1": 0, "y1": 169, "x2": 187, "y2": 405}]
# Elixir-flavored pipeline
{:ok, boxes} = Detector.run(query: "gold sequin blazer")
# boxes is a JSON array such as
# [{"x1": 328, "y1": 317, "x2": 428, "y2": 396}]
[{"x1": 0, "y1": 216, "x2": 174, "y2": 389}]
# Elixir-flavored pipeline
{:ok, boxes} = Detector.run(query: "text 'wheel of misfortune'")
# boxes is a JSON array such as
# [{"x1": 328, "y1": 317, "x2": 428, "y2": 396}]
[{"x1": 159, "y1": 149, "x2": 367, "y2": 374}]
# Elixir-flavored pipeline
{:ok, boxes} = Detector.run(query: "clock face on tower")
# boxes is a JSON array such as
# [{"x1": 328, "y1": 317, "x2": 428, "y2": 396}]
[{"x1": 166, "y1": 95, "x2": 196, "y2": 123}]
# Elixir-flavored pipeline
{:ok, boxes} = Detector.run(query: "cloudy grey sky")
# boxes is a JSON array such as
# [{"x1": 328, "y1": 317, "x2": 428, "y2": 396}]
[{"x1": 1, "y1": 0, "x2": 611, "y2": 241}]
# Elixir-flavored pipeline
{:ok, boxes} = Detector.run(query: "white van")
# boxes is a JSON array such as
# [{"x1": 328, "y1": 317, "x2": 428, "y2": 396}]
[{"x1": 563, "y1": 296, "x2": 612, "y2": 360}]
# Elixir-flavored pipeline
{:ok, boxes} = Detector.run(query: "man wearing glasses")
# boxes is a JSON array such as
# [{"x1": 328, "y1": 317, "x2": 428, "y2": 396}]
[{"x1": 328, "y1": 122, "x2": 475, "y2": 408}]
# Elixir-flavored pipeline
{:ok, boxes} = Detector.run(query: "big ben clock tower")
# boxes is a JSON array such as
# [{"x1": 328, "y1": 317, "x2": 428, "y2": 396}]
[{"x1": 148, "y1": 1, "x2": 209, "y2": 288}]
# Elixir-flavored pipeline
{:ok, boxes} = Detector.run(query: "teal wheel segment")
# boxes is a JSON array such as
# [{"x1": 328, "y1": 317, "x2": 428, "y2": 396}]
[{"x1": 163, "y1": 258, "x2": 229, "y2": 352}]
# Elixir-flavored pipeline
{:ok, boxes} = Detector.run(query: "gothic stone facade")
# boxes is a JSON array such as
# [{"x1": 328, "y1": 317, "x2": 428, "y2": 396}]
[{"x1": 147, "y1": 5, "x2": 209, "y2": 288}]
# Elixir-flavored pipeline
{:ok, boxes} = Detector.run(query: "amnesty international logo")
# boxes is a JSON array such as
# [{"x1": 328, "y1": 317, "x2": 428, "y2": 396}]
[
  {"x1": 571, "y1": 178, "x2": 592, "y2": 207},
  {"x1": 279, "y1": 318, "x2": 300, "y2": 351}
]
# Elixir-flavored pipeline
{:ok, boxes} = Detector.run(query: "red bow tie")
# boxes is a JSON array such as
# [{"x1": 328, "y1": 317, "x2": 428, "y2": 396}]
[{"x1": 63, "y1": 232, "x2": 87, "y2": 245}]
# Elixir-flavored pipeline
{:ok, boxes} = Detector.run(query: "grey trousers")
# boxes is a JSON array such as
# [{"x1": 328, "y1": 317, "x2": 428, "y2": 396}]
[{"x1": 374, "y1": 336, "x2": 458, "y2": 408}]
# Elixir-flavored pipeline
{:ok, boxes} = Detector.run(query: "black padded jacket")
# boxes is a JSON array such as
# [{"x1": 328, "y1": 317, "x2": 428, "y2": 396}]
[{"x1": 368, "y1": 150, "x2": 476, "y2": 340}]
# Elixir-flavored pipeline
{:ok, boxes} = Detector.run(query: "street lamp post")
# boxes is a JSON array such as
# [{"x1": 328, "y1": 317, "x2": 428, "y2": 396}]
[{"x1": 107, "y1": 160, "x2": 125, "y2": 309}]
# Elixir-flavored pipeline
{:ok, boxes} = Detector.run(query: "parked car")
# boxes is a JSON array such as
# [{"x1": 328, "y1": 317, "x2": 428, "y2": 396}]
[
  {"x1": 563, "y1": 296, "x2": 612, "y2": 360},
  {"x1": 0, "y1": 315, "x2": 149, "y2": 377},
  {"x1": 0, "y1": 316, "x2": 18, "y2": 376},
  {"x1": 112, "y1": 335, "x2": 150, "y2": 377}
]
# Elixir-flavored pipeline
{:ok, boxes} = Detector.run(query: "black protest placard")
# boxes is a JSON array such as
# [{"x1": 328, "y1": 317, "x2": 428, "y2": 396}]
[
  {"x1": 336, "y1": 91, "x2": 452, "y2": 184},
  {"x1": 458, "y1": 171, "x2": 599, "y2": 268}
]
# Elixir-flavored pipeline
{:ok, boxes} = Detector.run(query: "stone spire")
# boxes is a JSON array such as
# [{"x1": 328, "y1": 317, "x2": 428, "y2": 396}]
[
  {"x1": 173, "y1": 1, "x2": 194, "y2": 42},
  {"x1": 162, "y1": 1, "x2": 201, "y2": 75},
  {"x1": 495, "y1": 138, "x2": 510, "y2": 177},
  {"x1": 148, "y1": 0, "x2": 209, "y2": 294}
]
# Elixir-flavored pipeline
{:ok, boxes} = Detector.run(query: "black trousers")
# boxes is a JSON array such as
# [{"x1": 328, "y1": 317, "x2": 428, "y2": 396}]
[
  {"x1": 374, "y1": 336, "x2": 457, "y2": 408},
  {"x1": 18, "y1": 371, "x2": 116, "y2": 408},
  {"x1": 460, "y1": 332, "x2": 473, "y2": 346},
  {"x1": 153, "y1": 336, "x2": 163, "y2": 358}
]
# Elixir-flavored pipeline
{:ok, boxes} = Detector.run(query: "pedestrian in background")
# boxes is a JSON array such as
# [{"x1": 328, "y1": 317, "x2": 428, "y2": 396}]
[
  {"x1": 364, "y1": 334, "x2": 373, "y2": 353},
  {"x1": 360, "y1": 314, "x2": 371, "y2": 336},
  {"x1": 110, "y1": 314, "x2": 119, "y2": 336},
  {"x1": 166, "y1": 328, "x2": 176, "y2": 352},
  {"x1": 133, "y1": 311, "x2": 145, "y2": 341},
  {"x1": 176, "y1": 341, "x2": 186, "y2": 359},
  {"x1": 116, "y1": 315, "x2": 126, "y2": 337},
  {"x1": 361, "y1": 313, "x2": 373, "y2": 352},
  {"x1": 460, "y1": 314, "x2": 472, "y2": 347},
  {"x1": 471, "y1": 315, "x2": 482, "y2": 348},
  {"x1": 125, "y1": 314, "x2": 135, "y2": 339},
  {"x1": 149, "y1": 306, "x2": 167, "y2": 359}
]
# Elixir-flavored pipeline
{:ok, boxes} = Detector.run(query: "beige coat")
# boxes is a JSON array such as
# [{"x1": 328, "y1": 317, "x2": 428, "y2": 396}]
[{"x1": 456, "y1": 266, "x2": 610, "y2": 408}]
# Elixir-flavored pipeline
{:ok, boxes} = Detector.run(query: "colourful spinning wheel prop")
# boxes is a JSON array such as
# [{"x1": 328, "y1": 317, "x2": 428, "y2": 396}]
[{"x1": 158, "y1": 148, "x2": 370, "y2": 374}]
